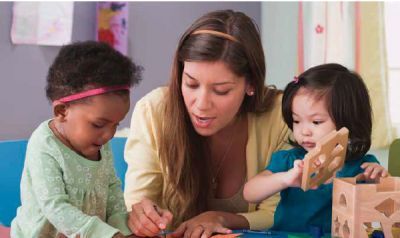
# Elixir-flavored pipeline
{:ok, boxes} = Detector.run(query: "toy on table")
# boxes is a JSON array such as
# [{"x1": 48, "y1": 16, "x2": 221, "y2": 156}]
[
  {"x1": 371, "y1": 230, "x2": 385, "y2": 238},
  {"x1": 332, "y1": 177, "x2": 400, "y2": 238},
  {"x1": 309, "y1": 224, "x2": 324, "y2": 238},
  {"x1": 211, "y1": 234, "x2": 243, "y2": 238},
  {"x1": 367, "y1": 227, "x2": 400, "y2": 238},
  {"x1": 288, "y1": 235, "x2": 315, "y2": 238},
  {"x1": 287, "y1": 224, "x2": 339, "y2": 238},
  {"x1": 242, "y1": 230, "x2": 276, "y2": 235},
  {"x1": 301, "y1": 127, "x2": 349, "y2": 191}
]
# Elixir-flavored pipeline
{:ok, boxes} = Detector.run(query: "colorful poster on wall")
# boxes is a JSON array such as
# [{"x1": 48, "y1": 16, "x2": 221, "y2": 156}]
[
  {"x1": 11, "y1": 2, "x2": 74, "y2": 46},
  {"x1": 96, "y1": 2, "x2": 129, "y2": 55}
]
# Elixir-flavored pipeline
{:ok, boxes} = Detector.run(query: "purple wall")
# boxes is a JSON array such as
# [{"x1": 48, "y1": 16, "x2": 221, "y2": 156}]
[{"x1": 0, "y1": 2, "x2": 261, "y2": 140}]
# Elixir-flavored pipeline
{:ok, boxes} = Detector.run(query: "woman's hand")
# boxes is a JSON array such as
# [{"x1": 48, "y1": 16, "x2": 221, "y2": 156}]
[
  {"x1": 356, "y1": 162, "x2": 389, "y2": 183},
  {"x1": 172, "y1": 211, "x2": 232, "y2": 238},
  {"x1": 128, "y1": 198, "x2": 173, "y2": 237}
]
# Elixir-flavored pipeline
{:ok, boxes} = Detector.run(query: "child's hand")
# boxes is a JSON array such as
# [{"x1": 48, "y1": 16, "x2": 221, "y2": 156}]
[
  {"x1": 312, "y1": 155, "x2": 326, "y2": 168},
  {"x1": 356, "y1": 162, "x2": 389, "y2": 183},
  {"x1": 285, "y1": 160, "x2": 304, "y2": 187},
  {"x1": 113, "y1": 232, "x2": 125, "y2": 238},
  {"x1": 56, "y1": 233, "x2": 81, "y2": 238}
]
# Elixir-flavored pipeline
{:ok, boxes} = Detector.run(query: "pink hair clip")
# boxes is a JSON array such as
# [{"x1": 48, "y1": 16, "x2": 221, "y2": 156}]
[{"x1": 293, "y1": 76, "x2": 300, "y2": 83}]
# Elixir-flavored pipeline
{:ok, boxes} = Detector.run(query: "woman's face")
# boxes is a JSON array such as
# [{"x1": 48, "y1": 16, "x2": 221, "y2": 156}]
[{"x1": 181, "y1": 61, "x2": 253, "y2": 137}]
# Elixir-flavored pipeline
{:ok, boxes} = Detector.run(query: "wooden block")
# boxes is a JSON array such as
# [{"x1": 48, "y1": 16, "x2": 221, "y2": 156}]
[{"x1": 301, "y1": 127, "x2": 349, "y2": 191}]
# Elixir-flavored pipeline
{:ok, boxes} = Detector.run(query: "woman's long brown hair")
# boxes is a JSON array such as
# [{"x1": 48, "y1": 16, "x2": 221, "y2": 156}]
[{"x1": 158, "y1": 10, "x2": 280, "y2": 228}]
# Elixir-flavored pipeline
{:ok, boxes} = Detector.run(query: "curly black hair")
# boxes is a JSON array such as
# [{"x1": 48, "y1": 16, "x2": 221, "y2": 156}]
[
  {"x1": 282, "y1": 63, "x2": 372, "y2": 162},
  {"x1": 46, "y1": 41, "x2": 143, "y2": 102}
]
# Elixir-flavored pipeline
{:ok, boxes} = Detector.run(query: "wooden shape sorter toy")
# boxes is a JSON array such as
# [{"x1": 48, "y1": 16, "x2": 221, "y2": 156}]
[
  {"x1": 301, "y1": 127, "x2": 349, "y2": 191},
  {"x1": 331, "y1": 177, "x2": 400, "y2": 238}
]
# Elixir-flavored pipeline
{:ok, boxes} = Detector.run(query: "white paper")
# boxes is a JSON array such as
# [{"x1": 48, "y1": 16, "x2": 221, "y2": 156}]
[{"x1": 11, "y1": 2, "x2": 74, "y2": 46}]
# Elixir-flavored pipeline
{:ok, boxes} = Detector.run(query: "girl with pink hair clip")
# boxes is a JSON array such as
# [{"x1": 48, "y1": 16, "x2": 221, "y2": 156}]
[{"x1": 244, "y1": 63, "x2": 389, "y2": 233}]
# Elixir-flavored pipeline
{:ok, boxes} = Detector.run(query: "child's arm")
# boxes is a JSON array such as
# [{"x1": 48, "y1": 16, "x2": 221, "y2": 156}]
[
  {"x1": 105, "y1": 168, "x2": 134, "y2": 236},
  {"x1": 57, "y1": 232, "x2": 125, "y2": 238},
  {"x1": 105, "y1": 153, "x2": 134, "y2": 236},
  {"x1": 244, "y1": 160, "x2": 306, "y2": 204},
  {"x1": 112, "y1": 233, "x2": 125, "y2": 238}
]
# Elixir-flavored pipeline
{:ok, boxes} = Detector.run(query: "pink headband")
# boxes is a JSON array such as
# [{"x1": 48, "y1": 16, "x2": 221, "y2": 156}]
[
  {"x1": 53, "y1": 85, "x2": 130, "y2": 104},
  {"x1": 293, "y1": 76, "x2": 300, "y2": 83}
]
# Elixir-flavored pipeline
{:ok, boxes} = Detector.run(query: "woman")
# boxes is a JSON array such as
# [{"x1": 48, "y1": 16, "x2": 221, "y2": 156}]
[{"x1": 124, "y1": 10, "x2": 291, "y2": 238}]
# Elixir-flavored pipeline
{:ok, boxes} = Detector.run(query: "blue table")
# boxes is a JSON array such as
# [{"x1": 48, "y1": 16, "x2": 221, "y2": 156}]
[
  {"x1": 237, "y1": 231, "x2": 304, "y2": 238},
  {"x1": 233, "y1": 230, "x2": 332, "y2": 238},
  {"x1": 157, "y1": 230, "x2": 329, "y2": 238}
]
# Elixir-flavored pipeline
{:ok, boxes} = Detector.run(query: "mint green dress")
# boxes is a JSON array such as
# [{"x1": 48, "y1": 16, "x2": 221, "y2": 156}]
[{"x1": 11, "y1": 120, "x2": 132, "y2": 238}]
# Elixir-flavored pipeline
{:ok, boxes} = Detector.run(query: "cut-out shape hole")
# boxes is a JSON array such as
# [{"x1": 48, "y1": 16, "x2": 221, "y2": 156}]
[
  {"x1": 310, "y1": 167, "x2": 325, "y2": 178},
  {"x1": 339, "y1": 193, "x2": 347, "y2": 207},
  {"x1": 334, "y1": 216, "x2": 340, "y2": 235},
  {"x1": 316, "y1": 154, "x2": 326, "y2": 166},
  {"x1": 363, "y1": 222, "x2": 373, "y2": 238},
  {"x1": 363, "y1": 222, "x2": 372, "y2": 229},
  {"x1": 365, "y1": 223, "x2": 384, "y2": 238},
  {"x1": 328, "y1": 156, "x2": 342, "y2": 172},
  {"x1": 309, "y1": 167, "x2": 325, "y2": 188},
  {"x1": 331, "y1": 144, "x2": 344, "y2": 157},
  {"x1": 374, "y1": 198, "x2": 400, "y2": 218},
  {"x1": 342, "y1": 220, "x2": 350, "y2": 238}
]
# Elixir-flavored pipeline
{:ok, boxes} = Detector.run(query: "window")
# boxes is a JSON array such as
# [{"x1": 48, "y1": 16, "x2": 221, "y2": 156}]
[{"x1": 385, "y1": 2, "x2": 400, "y2": 136}]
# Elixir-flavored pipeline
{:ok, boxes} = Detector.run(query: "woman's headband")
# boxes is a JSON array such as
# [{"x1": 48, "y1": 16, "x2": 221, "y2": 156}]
[
  {"x1": 191, "y1": 30, "x2": 241, "y2": 44},
  {"x1": 53, "y1": 85, "x2": 130, "y2": 105}
]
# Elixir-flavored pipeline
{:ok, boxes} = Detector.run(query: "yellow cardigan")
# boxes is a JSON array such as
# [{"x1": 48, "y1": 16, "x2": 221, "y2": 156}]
[{"x1": 124, "y1": 87, "x2": 292, "y2": 230}]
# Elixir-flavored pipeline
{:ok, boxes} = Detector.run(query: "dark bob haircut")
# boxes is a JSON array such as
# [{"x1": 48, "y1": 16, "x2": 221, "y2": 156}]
[{"x1": 282, "y1": 63, "x2": 372, "y2": 162}]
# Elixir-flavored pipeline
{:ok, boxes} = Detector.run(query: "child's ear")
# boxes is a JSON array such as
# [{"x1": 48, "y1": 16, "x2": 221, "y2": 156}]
[{"x1": 53, "y1": 102, "x2": 69, "y2": 122}]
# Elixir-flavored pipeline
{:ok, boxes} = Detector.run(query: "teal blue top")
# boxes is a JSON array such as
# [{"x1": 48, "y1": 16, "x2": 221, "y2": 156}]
[
  {"x1": 266, "y1": 147, "x2": 379, "y2": 233},
  {"x1": 11, "y1": 120, "x2": 132, "y2": 238}
]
